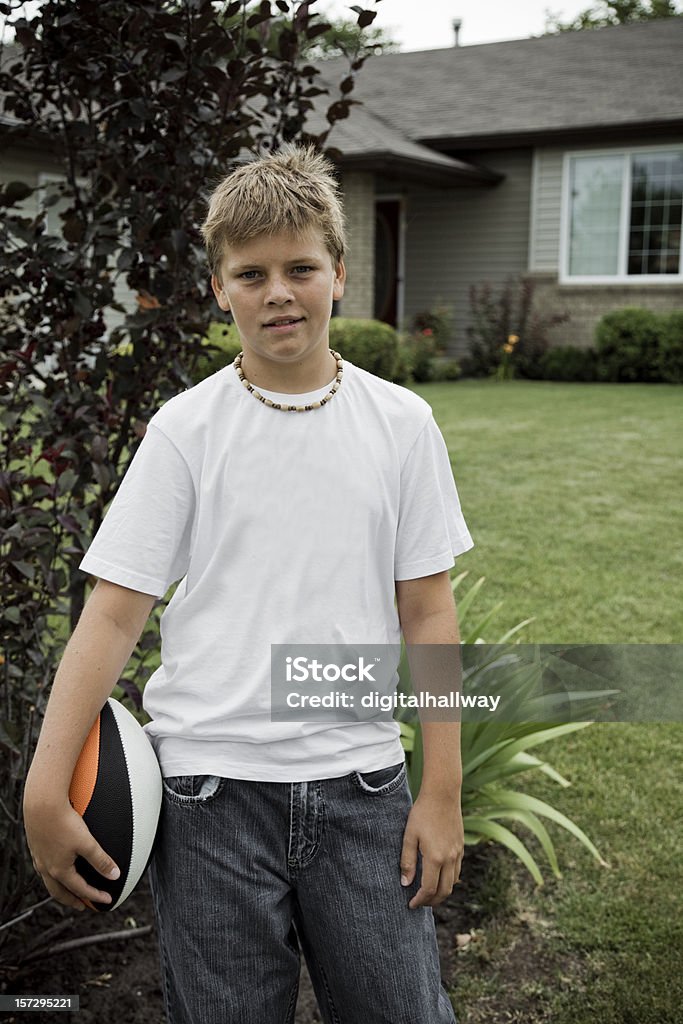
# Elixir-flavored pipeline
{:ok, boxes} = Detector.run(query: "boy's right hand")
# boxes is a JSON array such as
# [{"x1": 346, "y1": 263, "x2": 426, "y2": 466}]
[{"x1": 23, "y1": 797, "x2": 121, "y2": 911}]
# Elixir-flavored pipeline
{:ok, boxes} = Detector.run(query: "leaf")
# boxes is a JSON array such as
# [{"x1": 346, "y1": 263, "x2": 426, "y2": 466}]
[
  {"x1": 478, "y1": 806, "x2": 561, "y2": 877},
  {"x1": 1, "y1": 180, "x2": 34, "y2": 206},
  {"x1": 63, "y1": 216, "x2": 86, "y2": 244},
  {"x1": 11, "y1": 560, "x2": 35, "y2": 580},
  {"x1": 0, "y1": 718, "x2": 22, "y2": 754},
  {"x1": 136, "y1": 290, "x2": 161, "y2": 310},
  {"x1": 305, "y1": 21, "x2": 331, "y2": 40},
  {"x1": 484, "y1": 787, "x2": 609, "y2": 867},
  {"x1": 57, "y1": 513, "x2": 82, "y2": 535},
  {"x1": 326, "y1": 99, "x2": 353, "y2": 122},
  {"x1": 463, "y1": 817, "x2": 544, "y2": 885},
  {"x1": 356, "y1": 10, "x2": 376, "y2": 29}
]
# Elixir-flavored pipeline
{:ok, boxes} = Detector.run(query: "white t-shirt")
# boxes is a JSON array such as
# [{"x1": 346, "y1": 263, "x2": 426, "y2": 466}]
[{"x1": 79, "y1": 358, "x2": 474, "y2": 781}]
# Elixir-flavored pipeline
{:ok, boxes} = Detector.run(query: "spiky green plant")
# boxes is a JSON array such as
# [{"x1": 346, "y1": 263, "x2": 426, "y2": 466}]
[{"x1": 397, "y1": 570, "x2": 609, "y2": 883}]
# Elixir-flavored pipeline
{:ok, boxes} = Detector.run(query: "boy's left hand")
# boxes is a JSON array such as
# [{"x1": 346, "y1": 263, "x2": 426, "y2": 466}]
[{"x1": 400, "y1": 791, "x2": 464, "y2": 909}]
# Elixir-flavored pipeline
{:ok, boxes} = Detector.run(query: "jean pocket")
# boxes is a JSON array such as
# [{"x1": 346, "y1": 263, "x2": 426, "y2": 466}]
[
  {"x1": 162, "y1": 774, "x2": 225, "y2": 804},
  {"x1": 351, "y1": 760, "x2": 407, "y2": 795}
]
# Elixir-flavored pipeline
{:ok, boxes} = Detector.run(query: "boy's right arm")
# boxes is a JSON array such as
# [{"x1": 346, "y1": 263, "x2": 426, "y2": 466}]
[{"x1": 22, "y1": 579, "x2": 157, "y2": 912}]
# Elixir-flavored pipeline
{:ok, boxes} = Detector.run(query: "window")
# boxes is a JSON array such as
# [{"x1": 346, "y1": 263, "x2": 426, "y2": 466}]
[{"x1": 561, "y1": 147, "x2": 683, "y2": 283}]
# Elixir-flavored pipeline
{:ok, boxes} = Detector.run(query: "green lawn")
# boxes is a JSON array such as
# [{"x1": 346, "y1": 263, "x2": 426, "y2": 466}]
[
  {"x1": 412, "y1": 378, "x2": 683, "y2": 1023},
  {"x1": 422, "y1": 378, "x2": 682, "y2": 644}
]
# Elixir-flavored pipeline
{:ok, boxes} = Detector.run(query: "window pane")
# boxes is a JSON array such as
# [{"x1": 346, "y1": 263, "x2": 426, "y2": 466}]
[
  {"x1": 568, "y1": 156, "x2": 623, "y2": 276},
  {"x1": 628, "y1": 151, "x2": 683, "y2": 275}
]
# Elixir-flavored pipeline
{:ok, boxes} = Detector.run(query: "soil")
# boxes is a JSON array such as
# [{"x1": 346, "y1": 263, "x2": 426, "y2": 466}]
[{"x1": 0, "y1": 844, "x2": 583, "y2": 1023}]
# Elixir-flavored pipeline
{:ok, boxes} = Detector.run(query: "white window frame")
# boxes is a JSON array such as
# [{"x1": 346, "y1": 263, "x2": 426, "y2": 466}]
[{"x1": 559, "y1": 143, "x2": 683, "y2": 285}]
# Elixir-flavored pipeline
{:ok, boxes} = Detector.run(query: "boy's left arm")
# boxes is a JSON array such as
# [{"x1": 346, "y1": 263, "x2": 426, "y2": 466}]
[{"x1": 395, "y1": 569, "x2": 464, "y2": 910}]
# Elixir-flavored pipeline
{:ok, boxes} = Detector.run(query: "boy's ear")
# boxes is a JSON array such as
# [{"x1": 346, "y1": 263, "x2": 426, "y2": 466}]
[
  {"x1": 211, "y1": 274, "x2": 230, "y2": 312},
  {"x1": 333, "y1": 259, "x2": 346, "y2": 301}
]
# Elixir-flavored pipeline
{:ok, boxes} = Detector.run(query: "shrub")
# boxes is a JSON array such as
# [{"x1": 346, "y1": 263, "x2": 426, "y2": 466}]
[
  {"x1": 410, "y1": 305, "x2": 453, "y2": 355},
  {"x1": 594, "y1": 307, "x2": 661, "y2": 382},
  {"x1": 538, "y1": 345, "x2": 598, "y2": 382},
  {"x1": 328, "y1": 317, "x2": 399, "y2": 380},
  {"x1": 432, "y1": 357, "x2": 463, "y2": 382},
  {"x1": 657, "y1": 310, "x2": 683, "y2": 384},
  {"x1": 464, "y1": 276, "x2": 570, "y2": 379},
  {"x1": 406, "y1": 330, "x2": 439, "y2": 383},
  {"x1": 392, "y1": 338, "x2": 414, "y2": 384},
  {"x1": 189, "y1": 321, "x2": 242, "y2": 385}
]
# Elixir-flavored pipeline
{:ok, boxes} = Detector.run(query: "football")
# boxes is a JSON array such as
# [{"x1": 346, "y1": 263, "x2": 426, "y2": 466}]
[{"x1": 69, "y1": 697, "x2": 162, "y2": 912}]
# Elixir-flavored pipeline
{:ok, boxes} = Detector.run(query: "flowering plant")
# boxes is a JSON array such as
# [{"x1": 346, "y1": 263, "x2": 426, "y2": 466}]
[{"x1": 496, "y1": 333, "x2": 519, "y2": 380}]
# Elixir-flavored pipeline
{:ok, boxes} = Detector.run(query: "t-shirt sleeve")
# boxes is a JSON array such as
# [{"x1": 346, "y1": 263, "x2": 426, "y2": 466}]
[
  {"x1": 394, "y1": 414, "x2": 474, "y2": 581},
  {"x1": 78, "y1": 423, "x2": 195, "y2": 599}
]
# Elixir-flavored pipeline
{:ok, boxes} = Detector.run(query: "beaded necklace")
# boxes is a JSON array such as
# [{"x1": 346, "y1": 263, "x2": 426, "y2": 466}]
[{"x1": 233, "y1": 349, "x2": 344, "y2": 412}]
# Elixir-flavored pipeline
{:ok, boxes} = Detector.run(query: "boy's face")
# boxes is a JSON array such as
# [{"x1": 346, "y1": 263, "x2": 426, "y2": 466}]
[{"x1": 211, "y1": 224, "x2": 346, "y2": 370}]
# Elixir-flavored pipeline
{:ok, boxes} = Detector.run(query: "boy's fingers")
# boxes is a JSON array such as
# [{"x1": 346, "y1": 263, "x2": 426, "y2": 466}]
[
  {"x1": 399, "y1": 831, "x2": 418, "y2": 886},
  {"x1": 408, "y1": 858, "x2": 441, "y2": 909},
  {"x1": 42, "y1": 875, "x2": 88, "y2": 912},
  {"x1": 72, "y1": 812, "x2": 121, "y2": 880},
  {"x1": 435, "y1": 862, "x2": 456, "y2": 905}
]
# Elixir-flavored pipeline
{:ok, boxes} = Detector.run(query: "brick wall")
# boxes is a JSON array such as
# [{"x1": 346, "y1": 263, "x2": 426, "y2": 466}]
[
  {"x1": 338, "y1": 170, "x2": 375, "y2": 319},
  {"x1": 526, "y1": 272, "x2": 683, "y2": 349}
]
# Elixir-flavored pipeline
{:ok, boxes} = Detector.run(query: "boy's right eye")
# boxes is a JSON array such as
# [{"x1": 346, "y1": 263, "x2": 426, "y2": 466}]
[{"x1": 239, "y1": 271, "x2": 259, "y2": 280}]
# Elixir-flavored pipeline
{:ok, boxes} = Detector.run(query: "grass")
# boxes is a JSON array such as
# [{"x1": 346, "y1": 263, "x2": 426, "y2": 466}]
[
  {"x1": 421, "y1": 377, "x2": 683, "y2": 645},
  {"x1": 410, "y1": 377, "x2": 683, "y2": 1023}
]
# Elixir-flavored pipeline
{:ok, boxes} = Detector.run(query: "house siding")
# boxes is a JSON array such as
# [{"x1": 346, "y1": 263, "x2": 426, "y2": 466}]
[
  {"x1": 529, "y1": 136, "x2": 683, "y2": 349},
  {"x1": 399, "y1": 149, "x2": 533, "y2": 357}
]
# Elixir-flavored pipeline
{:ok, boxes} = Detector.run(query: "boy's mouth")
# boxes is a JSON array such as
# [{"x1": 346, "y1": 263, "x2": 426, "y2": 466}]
[{"x1": 263, "y1": 317, "x2": 305, "y2": 331}]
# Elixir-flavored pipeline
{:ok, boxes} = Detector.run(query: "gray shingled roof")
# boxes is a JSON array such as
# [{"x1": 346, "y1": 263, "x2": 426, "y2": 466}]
[
  {"x1": 315, "y1": 18, "x2": 683, "y2": 147},
  {"x1": 301, "y1": 91, "x2": 503, "y2": 185}
]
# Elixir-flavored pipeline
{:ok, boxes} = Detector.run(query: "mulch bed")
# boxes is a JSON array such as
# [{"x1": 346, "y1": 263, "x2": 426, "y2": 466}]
[{"x1": 0, "y1": 844, "x2": 582, "y2": 1023}]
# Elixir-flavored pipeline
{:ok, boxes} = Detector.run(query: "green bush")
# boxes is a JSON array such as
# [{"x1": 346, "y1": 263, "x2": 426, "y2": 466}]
[
  {"x1": 328, "y1": 317, "x2": 399, "y2": 380},
  {"x1": 594, "y1": 307, "x2": 661, "y2": 382},
  {"x1": 538, "y1": 345, "x2": 598, "y2": 382},
  {"x1": 405, "y1": 331, "x2": 439, "y2": 383},
  {"x1": 392, "y1": 339, "x2": 414, "y2": 384},
  {"x1": 657, "y1": 310, "x2": 683, "y2": 384},
  {"x1": 189, "y1": 321, "x2": 242, "y2": 384},
  {"x1": 432, "y1": 357, "x2": 463, "y2": 382}
]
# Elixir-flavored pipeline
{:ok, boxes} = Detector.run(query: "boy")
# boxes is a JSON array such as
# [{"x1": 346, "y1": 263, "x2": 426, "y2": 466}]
[{"x1": 23, "y1": 143, "x2": 474, "y2": 1023}]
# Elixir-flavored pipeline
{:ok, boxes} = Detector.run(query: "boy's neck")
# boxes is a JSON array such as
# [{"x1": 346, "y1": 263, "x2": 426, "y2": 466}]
[{"x1": 238, "y1": 346, "x2": 339, "y2": 395}]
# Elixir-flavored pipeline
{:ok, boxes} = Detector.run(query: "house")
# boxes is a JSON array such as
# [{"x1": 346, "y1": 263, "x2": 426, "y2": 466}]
[
  {"x1": 2, "y1": 18, "x2": 682, "y2": 358},
  {"x1": 311, "y1": 18, "x2": 683, "y2": 355}
]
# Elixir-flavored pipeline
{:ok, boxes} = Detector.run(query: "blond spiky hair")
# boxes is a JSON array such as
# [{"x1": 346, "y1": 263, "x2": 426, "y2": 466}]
[{"x1": 200, "y1": 142, "x2": 347, "y2": 284}]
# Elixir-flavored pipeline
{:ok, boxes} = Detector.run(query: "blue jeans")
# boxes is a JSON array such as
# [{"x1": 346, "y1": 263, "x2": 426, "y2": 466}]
[{"x1": 147, "y1": 761, "x2": 457, "y2": 1024}]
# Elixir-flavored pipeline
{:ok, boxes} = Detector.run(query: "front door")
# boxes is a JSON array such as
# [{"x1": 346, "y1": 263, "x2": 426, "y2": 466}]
[{"x1": 374, "y1": 198, "x2": 402, "y2": 328}]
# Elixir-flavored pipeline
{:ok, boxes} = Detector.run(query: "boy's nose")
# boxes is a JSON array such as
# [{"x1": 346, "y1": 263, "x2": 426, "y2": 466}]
[{"x1": 264, "y1": 277, "x2": 296, "y2": 303}]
